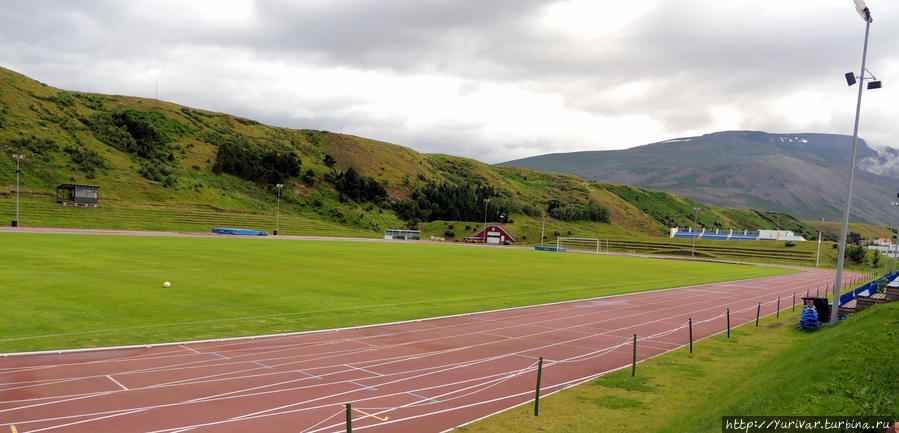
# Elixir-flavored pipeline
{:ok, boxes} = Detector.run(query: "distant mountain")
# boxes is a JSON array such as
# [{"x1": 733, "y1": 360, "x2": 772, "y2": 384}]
[{"x1": 500, "y1": 131, "x2": 899, "y2": 225}]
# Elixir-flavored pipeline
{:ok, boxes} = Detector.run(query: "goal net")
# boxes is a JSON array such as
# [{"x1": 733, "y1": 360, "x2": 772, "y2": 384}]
[{"x1": 556, "y1": 237, "x2": 607, "y2": 254}]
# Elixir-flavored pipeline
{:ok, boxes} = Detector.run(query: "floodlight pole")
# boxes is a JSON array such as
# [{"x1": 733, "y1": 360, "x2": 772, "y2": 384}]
[
  {"x1": 816, "y1": 230, "x2": 822, "y2": 268},
  {"x1": 892, "y1": 201, "x2": 899, "y2": 274},
  {"x1": 541, "y1": 219, "x2": 545, "y2": 246},
  {"x1": 483, "y1": 198, "x2": 490, "y2": 243},
  {"x1": 691, "y1": 207, "x2": 699, "y2": 257},
  {"x1": 832, "y1": 16, "x2": 872, "y2": 326},
  {"x1": 894, "y1": 232, "x2": 898, "y2": 274},
  {"x1": 12, "y1": 154, "x2": 24, "y2": 227},
  {"x1": 275, "y1": 183, "x2": 284, "y2": 236}
]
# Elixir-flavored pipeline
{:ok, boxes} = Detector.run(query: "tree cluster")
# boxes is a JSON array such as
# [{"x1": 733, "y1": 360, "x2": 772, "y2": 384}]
[
  {"x1": 393, "y1": 182, "x2": 499, "y2": 223},
  {"x1": 212, "y1": 141, "x2": 301, "y2": 185},
  {"x1": 547, "y1": 200, "x2": 610, "y2": 223},
  {"x1": 83, "y1": 109, "x2": 188, "y2": 161},
  {"x1": 334, "y1": 167, "x2": 386, "y2": 203}
]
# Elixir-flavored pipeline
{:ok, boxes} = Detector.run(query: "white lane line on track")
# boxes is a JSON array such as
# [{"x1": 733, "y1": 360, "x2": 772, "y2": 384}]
[
  {"x1": 0, "y1": 282, "x2": 808, "y2": 412},
  {"x1": 344, "y1": 364, "x2": 384, "y2": 377},
  {"x1": 349, "y1": 380, "x2": 378, "y2": 391},
  {"x1": 0, "y1": 282, "x2": 713, "y2": 379},
  {"x1": 250, "y1": 361, "x2": 272, "y2": 369},
  {"x1": 1, "y1": 291, "x2": 815, "y2": 432},
  {"x1": 0, "y1": 278, "x2": 804, "y2": 414},
  {"x1": 406, "y1": 391, "x2": 440, "y2": 403},
  {"x1": 296, "y1": 370, "x2": 322, "y2": 379},
  {"x1": 0, "y1": 272, "x2": 837, "y2": 431},
  {"x1": 105, "y1": 375, "x2": 128, "y2": 391}
]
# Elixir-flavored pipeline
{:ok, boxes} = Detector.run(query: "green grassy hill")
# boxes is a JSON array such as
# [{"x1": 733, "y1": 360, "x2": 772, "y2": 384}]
[{"x1": 0, "y1": 67, "x2": 839, "y2": 251}]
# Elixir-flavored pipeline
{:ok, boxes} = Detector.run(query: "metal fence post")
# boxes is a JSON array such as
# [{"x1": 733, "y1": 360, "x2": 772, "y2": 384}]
[{"x1": 534, "y1": 357, "x2": 543, "y2": 416}]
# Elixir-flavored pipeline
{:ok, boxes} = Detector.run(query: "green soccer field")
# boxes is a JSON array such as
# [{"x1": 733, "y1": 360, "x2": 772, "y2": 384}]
[{"x1": 0, "y1": 232, "x2": 797, "y2": 353}]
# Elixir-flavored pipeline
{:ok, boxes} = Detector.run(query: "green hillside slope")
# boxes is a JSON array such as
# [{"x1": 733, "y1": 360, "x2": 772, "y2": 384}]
[{"x1": 1, "y1": 67, "x2": 820, "y2": 245}]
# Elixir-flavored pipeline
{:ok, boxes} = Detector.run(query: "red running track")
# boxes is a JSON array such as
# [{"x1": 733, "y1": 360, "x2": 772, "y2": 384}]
[{"x1": 0, "y1": 267, "x2": 860, "y2": 433}]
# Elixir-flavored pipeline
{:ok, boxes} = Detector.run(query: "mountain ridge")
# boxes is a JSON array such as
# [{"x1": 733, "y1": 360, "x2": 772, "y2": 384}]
[{"x1": 500, "y1": 130, "x2": 899, "y2": 225}]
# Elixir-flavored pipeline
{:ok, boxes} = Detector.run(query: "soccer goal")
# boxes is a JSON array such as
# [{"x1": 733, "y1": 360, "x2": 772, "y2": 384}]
[{"x1": 556, "y1": 237, "x2": 608, "y2": 254}]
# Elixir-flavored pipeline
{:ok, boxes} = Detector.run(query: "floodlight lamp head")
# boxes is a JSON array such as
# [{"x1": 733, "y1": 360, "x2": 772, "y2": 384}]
[
  {"x1": 845, "y1": 72, "x2": 857, "y2": 86},
  {"x1": 867, "y1": 80, "x2": 882, "y2": 90},
  {"x1": 276, "y1": 183, "x2": 284, "y2": 188},
  {"x1": 854, "y1": 0, "x2": 873, "y2": 22}
]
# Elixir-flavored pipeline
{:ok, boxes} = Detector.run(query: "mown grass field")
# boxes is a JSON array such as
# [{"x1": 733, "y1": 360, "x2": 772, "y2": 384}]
[
  {"x1": 457, "y1": 302, "x2": 899, "y2": 433},
  {"x1": 0, "y1": 232, "x2": 795, "y2": 353}
]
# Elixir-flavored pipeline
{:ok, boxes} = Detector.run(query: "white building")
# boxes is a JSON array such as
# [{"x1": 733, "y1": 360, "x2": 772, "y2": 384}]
[{"x1": 757, "y1": 230, "x2": 806, "y2": 241}]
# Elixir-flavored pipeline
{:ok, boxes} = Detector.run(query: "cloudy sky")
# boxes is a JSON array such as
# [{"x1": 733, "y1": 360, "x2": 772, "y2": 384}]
[{"x1": 2, "y1": 0, "x2": 897, "y2": 163}]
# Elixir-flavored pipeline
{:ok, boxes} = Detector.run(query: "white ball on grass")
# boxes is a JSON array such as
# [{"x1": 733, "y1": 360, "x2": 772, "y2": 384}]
[{"x1": 163, "y1": 281, "x2": 172, "y2": 288}]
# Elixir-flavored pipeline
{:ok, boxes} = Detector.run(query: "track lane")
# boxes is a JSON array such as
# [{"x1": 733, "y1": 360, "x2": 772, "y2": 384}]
[{"x1": 0, "y1": 267, "x2": 859, "y2": 433}]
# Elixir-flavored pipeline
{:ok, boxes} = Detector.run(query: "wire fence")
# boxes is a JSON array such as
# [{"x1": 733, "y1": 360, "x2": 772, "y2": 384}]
[{"x1": 281, "y1": 273, "x2": 883, "y2": 433}]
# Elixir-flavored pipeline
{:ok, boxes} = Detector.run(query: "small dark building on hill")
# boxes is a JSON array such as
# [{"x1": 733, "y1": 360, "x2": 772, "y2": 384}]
[{"x1": 56, "y1": 184, "x2": 101, "y2": 207}]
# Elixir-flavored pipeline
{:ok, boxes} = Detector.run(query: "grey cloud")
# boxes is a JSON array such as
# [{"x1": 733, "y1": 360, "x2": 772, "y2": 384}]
[{"x1": 1, "y1": 0, "x2": 898, "y2": 163}]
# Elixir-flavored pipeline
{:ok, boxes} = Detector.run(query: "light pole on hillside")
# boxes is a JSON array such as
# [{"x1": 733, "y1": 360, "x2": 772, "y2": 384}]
[
  {"x1": 11, "y1": 154, "x2": 24, "y2": 228},
  {"x1": 482, "y1": 198, "x2": 490, "y2": 243},
  {"x1": 816, "y1": 218, "x2": 823, "y2": 268},
  {"x1": 691, "y1": 207, "x2": 700, "y2": 257},
  {"x1": 891, "y1": 201, "x2": 899, "y2": 273},
  {"x1": 832, "y1": 1, "x2": 881, "y2": 326},
  {"x1": 275, "y1": 183, "x2": 284, "y2": 236}
]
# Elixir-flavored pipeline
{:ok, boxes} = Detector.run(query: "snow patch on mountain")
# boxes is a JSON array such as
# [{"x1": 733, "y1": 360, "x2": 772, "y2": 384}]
[
  {"x1": 859, "y1": 142, "x2": 899, "y2": 179},
  {"x1": 778, "y1": 136, "x2": 809, "y2": 143}
]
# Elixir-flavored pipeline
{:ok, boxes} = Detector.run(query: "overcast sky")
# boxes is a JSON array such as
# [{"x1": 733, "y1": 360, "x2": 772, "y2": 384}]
[{"x1": 2, "y1": 0, "x2": 897, "y2": 163}]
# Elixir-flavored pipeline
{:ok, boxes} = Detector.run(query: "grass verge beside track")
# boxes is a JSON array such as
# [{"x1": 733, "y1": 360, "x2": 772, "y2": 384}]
[
  {"x1": 456, "y1": 303, "x2": 899, "y2": 433},
  {"x1": 0, "y1": 232, "x2": 796, "y2": 353}
]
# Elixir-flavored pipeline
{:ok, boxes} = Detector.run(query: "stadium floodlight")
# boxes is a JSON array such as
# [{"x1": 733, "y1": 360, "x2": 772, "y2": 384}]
[
  {"x1": 832, "y1": 0, "x2": 877, "y2": 326},
  {"x1": 854, "y1": 0, "x2": 872, "y2": 23},
  {"x1": 891, "y1": 201, "x2": 899, "y2": 273},
  {"x1": 691, "y1": 207, "x2": 700, "y2": 257},
  {"x1": 11, "y1": 154, "x2": 25, "y2": 228},
  {"x1": 275, "y1": 183, "x2": 284, "y2": 236},
  {"x1": 482, "y1": 198, "x2": 490, "y2": 243}
]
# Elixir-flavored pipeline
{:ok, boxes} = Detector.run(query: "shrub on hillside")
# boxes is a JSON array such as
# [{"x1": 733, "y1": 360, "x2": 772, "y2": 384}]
[
  {"x1": 548, "y1": 201, "x2": 610, "y2": 223},
  {"x1": 334, "y1": 167, "x2": 386, "y2": 203},
  {"x1": 845, "y1": 244, "x2": 867, "y2": 264},
  {"x1": 83, "y1": 109, "x2": 189, "y2": 160},
  {"x1": 64, "y1": 145, "x2": 109, "y2": 178},
  {"x1": 392, "y1": 182, "x2": 500, "y2": 223},
  {"x1": 6, "y1": 136, "x2": 58, "y2": 162},
  {"x1": 212, "y1": 141, "x2": 301, "y2": 185}
]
